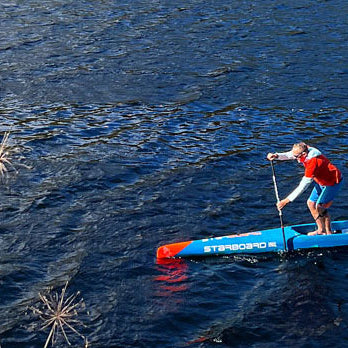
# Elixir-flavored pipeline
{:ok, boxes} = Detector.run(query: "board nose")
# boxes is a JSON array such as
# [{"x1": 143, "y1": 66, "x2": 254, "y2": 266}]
[{"x1": 157, "y1": 241, "x2": 192, "y2": 259}]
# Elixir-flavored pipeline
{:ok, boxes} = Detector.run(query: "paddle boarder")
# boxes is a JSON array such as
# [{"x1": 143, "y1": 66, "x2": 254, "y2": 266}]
[{"x1": 267, "y1": 142, "x2": 343, "y2": 235}]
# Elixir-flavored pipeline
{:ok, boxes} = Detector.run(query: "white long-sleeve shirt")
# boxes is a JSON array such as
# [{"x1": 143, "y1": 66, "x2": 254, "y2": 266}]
[
  {"x1": 275, "y1": 147, "x2": 322, "y2": 202},
  {"x1": 286, "y1": 176, "x2": 313, "y2": 201}
]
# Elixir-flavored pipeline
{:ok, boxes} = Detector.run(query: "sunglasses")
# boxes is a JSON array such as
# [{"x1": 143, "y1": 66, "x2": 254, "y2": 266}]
[{"x1": 294, "y1": 152, "x2": 306, "y2": 159}]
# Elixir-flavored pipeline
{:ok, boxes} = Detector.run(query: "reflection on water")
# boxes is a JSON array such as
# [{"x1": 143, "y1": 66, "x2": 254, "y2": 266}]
[{"x1": 155, "y1": 259, "x2": 189, "y2": 295}]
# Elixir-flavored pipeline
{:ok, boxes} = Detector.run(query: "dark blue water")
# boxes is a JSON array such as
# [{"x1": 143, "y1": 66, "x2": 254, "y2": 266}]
[{"x1": 0, "y1": 0, "x2": 348, "y2": 347}]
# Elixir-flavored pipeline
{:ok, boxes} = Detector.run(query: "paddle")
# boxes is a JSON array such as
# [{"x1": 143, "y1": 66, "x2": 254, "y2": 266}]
[{"x1": 270, "y1": 160, "x2": 287, "y2": 251}]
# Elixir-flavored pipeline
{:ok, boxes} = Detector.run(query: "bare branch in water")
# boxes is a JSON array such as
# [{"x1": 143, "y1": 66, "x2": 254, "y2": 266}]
[
  {"x1": 30, "y1": 281, "x2": 89, "y2": 348},
  {"x1": 0, "y1": 131, "x2": 32, "y2": 181},
  {"x1": 0, "y1": 132, "x2": 17, "y2": 179}
]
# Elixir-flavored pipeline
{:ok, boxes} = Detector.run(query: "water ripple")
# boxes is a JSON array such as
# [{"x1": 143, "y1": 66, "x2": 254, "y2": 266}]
[{"x1": 0, "y1": 0, "x2": 347, "y2": 346}]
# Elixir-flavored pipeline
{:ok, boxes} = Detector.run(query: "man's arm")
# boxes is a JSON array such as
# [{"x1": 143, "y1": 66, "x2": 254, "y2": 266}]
[
  {"x1": 287, "y1": 176, "x2": 313, "y2": 202},
  {"x1": 267, "y1": 151, "x2": 294, "y2": 161},
  {"x1": 277, "y1": 176, "x2": 313, "y2": 209}
]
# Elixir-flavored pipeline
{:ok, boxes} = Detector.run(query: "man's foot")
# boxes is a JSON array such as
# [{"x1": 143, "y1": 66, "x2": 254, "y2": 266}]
[{"x1": 307, "y1": 230, "x2": 326, "y2": 236}]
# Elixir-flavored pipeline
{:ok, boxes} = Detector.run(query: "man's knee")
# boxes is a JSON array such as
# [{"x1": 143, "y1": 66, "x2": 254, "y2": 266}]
[
  {"x1": 307, "y1": 200, "x2": 316, "y2": 209},
  {"x1": 316, "y1": 201, "x2": 333, "y2": 210},
  {"x1": 316, "y1": 203, "x2": 329, "y2": 217}
]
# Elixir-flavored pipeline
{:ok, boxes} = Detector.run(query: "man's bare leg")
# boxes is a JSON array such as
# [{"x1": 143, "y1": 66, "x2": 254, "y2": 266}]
[
  {"x1": 322, "y1": 201, "x2": 333, "y2": 234},
  {"x1": 307, "y1": 200, "x2": 333, "y2": 235},
  {"x1": 307, "y1": 200, "x2": 325, "y2": 235}
]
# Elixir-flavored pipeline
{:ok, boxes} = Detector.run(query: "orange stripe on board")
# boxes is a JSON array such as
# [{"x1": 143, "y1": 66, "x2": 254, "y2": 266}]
[{"x1": 157, "y1": 241, "x2": 192, "y2": 259}]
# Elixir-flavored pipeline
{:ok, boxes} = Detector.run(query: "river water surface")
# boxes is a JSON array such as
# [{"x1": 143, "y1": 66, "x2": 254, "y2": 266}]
[{"x1": 0, "y1": 0, "x2": 348, "y2": 347}]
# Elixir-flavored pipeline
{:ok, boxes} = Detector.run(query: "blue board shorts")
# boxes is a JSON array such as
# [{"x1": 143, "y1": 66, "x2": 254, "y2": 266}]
[{"x1": 309, "y1": 178, "x2": 343, "y2": 205}]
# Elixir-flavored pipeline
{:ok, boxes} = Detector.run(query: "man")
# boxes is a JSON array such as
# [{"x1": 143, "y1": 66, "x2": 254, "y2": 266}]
[{"x1": 267, "y1": 142, "x2": 343, "y2": 235}]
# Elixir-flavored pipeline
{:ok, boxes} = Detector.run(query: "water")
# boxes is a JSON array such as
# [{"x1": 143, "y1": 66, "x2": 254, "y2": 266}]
[{"x1": 0, "y1": 0, "x2": 347, "y2": 347}]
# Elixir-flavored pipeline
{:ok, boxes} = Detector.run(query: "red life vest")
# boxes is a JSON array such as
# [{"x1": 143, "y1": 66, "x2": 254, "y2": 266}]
[{"x1": 304, "y1": 154, "x2": 342, "y2": 186}]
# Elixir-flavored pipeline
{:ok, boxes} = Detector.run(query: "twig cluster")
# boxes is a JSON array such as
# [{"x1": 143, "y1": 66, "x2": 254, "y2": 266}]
[
  {"x1": 30, "y1": 282, "x2": 88, "y2": 348},
  {"x1": 0, "y1": 131, "x2": 16, "y2": 178}
]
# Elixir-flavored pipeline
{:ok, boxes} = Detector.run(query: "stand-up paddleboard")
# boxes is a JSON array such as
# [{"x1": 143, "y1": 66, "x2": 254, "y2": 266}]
[{"x1": 157, "y1": 220, "x2": 348, "y2": 259}]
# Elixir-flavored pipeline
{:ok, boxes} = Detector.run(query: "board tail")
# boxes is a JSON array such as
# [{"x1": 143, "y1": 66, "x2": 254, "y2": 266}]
[{"x1": 157, "y1": 241, "x2": 192, "y2": 259}]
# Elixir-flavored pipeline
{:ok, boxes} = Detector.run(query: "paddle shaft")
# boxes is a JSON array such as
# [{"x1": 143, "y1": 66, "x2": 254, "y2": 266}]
[{"x1": 270, "y1": 160, "x2": 287, "y2": 251}]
